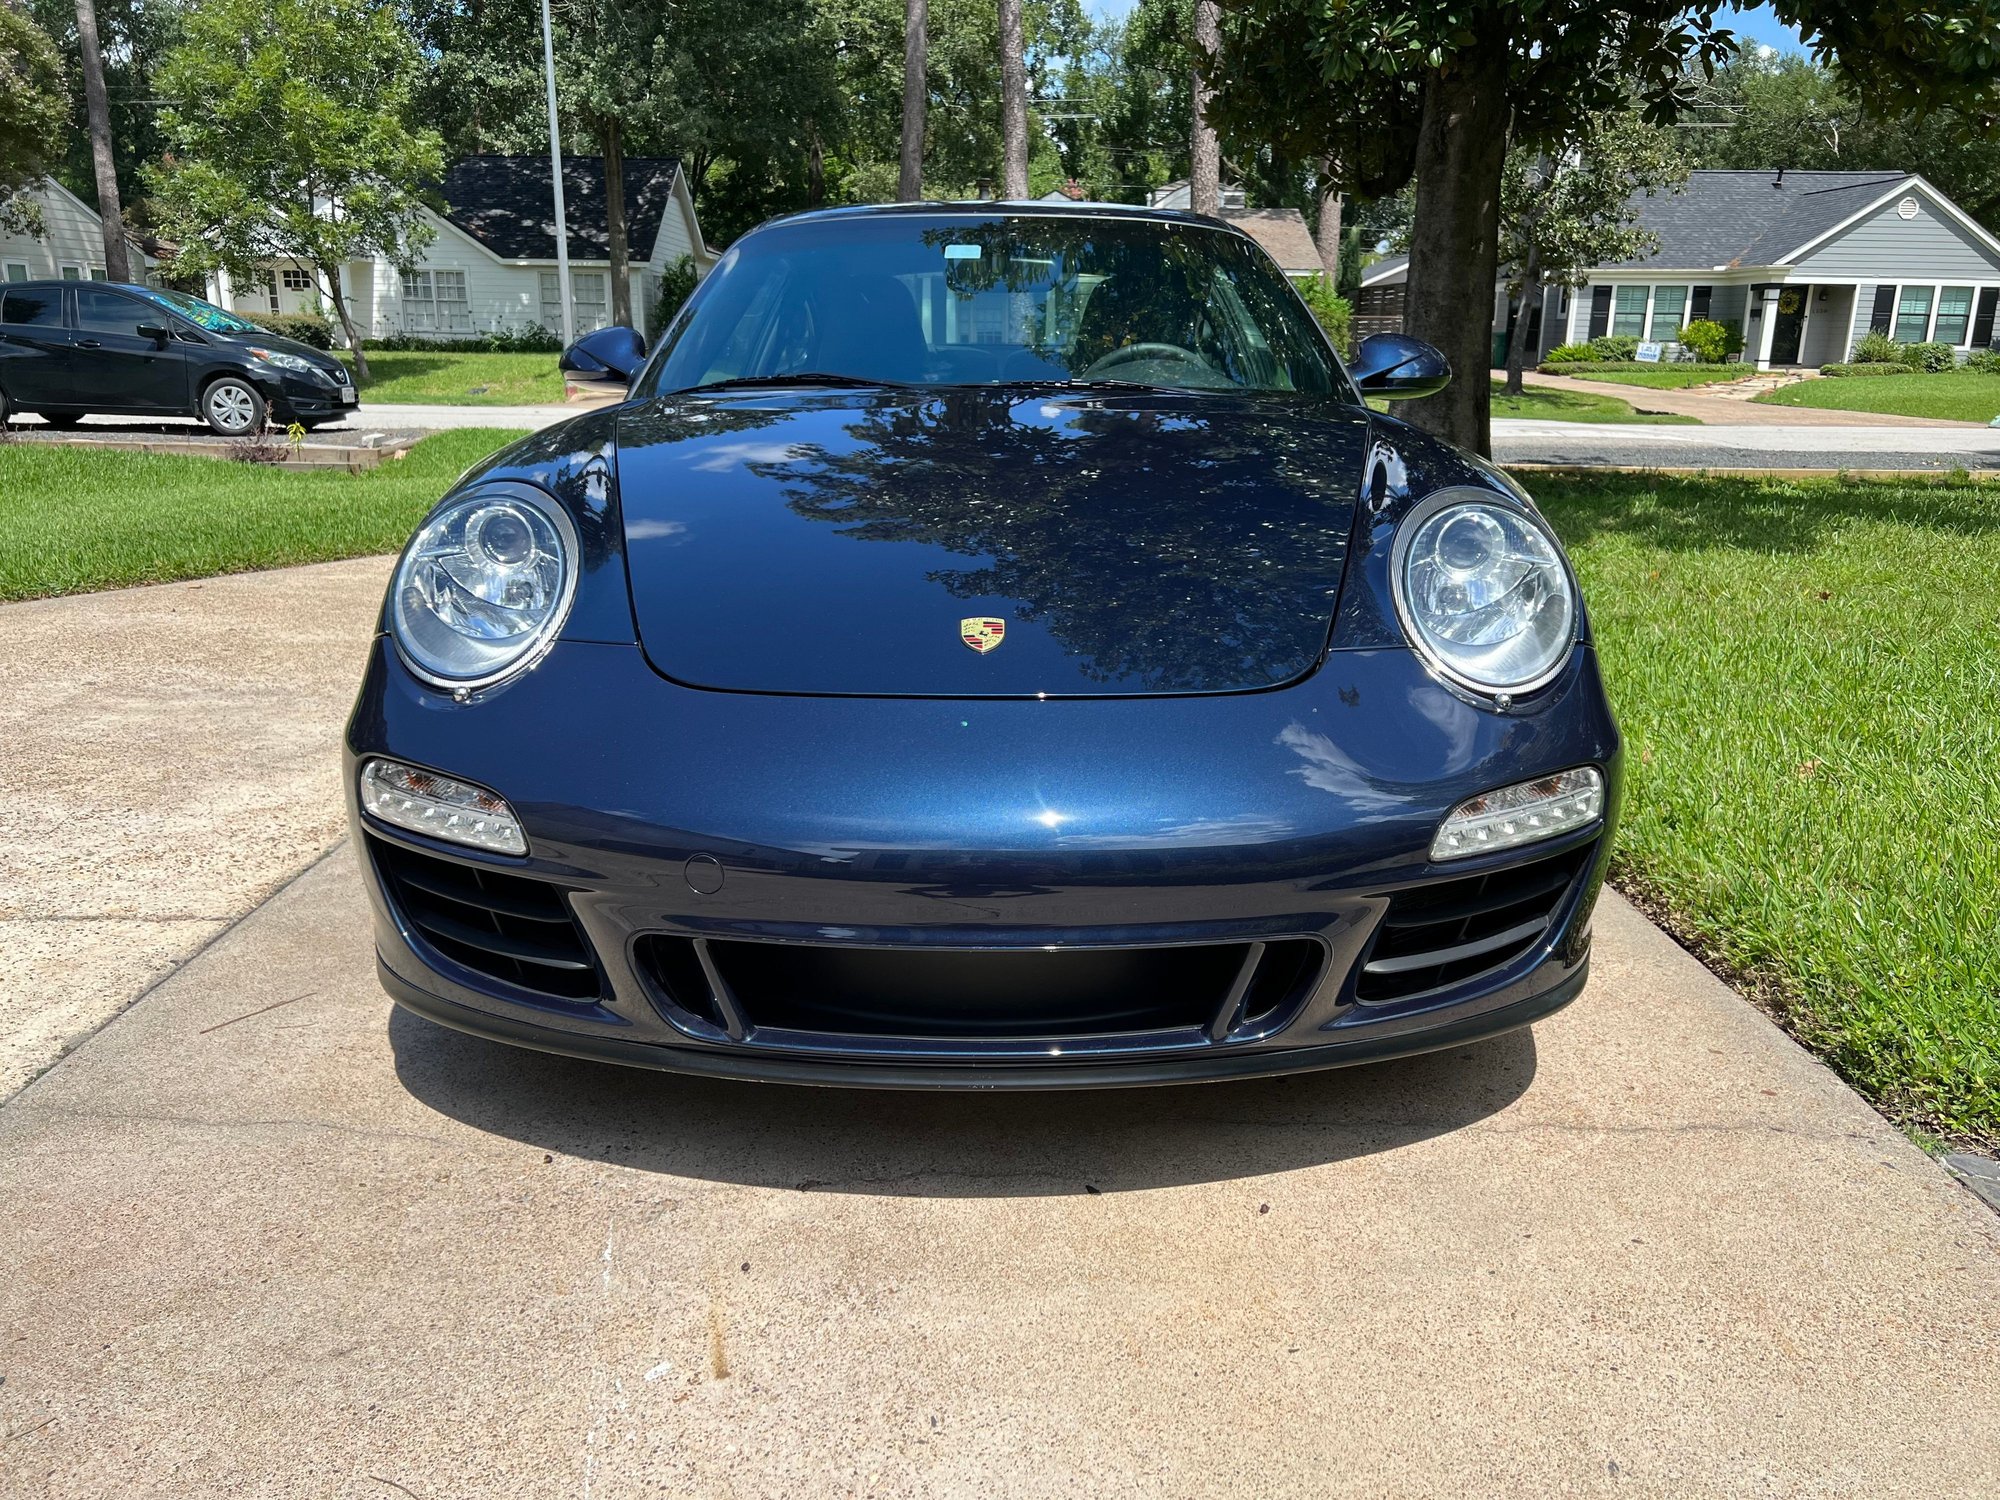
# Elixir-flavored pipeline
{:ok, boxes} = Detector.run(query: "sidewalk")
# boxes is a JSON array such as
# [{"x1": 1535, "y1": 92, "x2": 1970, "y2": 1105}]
[{"x1": 1521, "y1": 369, "x2": 1980, "y2": 426}]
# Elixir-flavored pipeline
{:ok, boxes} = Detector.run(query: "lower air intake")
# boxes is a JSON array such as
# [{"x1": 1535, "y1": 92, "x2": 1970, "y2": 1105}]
[{"x1": 1356, "y1": 843, "x2": 1592, "y2": 1005}]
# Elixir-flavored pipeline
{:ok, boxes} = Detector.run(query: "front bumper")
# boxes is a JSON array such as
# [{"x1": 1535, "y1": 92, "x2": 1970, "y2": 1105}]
[
  {"x1": 260, "y1": 367, "x2": 359, "y2": 422},
  {"x1": 347, "y1": 636, "x2": 1621, "y2": 1088}
]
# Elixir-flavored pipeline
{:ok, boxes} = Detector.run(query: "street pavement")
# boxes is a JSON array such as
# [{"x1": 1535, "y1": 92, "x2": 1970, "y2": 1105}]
[{"x1": 2, "y1": 558, "x2": 1998, "y2": 1496}]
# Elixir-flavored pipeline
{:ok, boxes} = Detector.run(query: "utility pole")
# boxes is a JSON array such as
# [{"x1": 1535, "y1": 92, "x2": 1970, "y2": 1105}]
[
  {"x1": 73, "y1": 0, "x2": 129, "y2": 281},
  {"x1": 539, "y1": 0, "x2": 574, "y2": 346}
]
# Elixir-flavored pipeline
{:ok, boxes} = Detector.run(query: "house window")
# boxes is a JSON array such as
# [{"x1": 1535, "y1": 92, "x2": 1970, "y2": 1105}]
[
  {"x1": 540, "y1": 270, "x2": 609, "y2": 334},
  {"x1": 400, "y1": 268, "x2": 470, "y2": 332},
  {"x1": 87, "y1": 267, "x2": 107, "y2": 280},
  {"x1": 60, "y1": 265, "x2": 82, "y2": 280},
  {"x1": 1933, "y1": 286, "x2": 1974, "y2": 346},
  {"x1": 1648, "y1": 286, "x2": 1688, "y2": 342},
  {"x1": 1611, "y1": 286, "x2": 1648, "y2": 338},
  {"x1": 1894, "y1": 285, "x2": 1934, "y2": 343},
  {"x1": 282, "y1": 267, "x2": 314, "y2": 293},
  {"x1": 3, "y1": 263, "x2": 27, "y2": 283}
]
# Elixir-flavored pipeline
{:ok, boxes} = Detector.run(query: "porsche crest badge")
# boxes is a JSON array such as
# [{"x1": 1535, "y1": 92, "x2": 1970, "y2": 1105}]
[{"x1": 961, "y1": 617, "x2": 1007, "y2": 654}]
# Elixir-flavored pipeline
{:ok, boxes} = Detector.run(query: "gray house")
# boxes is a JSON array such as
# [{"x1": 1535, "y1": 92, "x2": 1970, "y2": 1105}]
[{"x1": 1371, "y1": 170, "x2": 2000, "y2": 369}]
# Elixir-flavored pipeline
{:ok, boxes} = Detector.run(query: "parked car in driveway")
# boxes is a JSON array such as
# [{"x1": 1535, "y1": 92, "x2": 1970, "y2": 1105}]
[
  {"x1": 0, "y1": 281, "x2": 359, "y2": 434},
  {"x1": 349, "y1": 201, "x2": 1620, "y2": 1088}
]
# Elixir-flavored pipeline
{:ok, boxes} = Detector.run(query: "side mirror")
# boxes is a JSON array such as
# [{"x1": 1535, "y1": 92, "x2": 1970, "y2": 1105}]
[
  {"x1": 1350, "y1": 332, "x2": 1452, "y2": 401},
  {"x1": 136, "y1": 322, "x2": 171, "y2": 344},
  {"x1": 561, "y1": 325, "x2": 647, "y2": 385}
]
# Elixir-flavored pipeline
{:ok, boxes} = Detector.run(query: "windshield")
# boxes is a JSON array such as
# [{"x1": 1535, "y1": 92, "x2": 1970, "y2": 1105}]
[
  {"x1": 641, "y1": 213, "x2": 1343, "y2": 400},
  {"x1": 132, "y1": 286, "x2": 260, "y2": 334}
]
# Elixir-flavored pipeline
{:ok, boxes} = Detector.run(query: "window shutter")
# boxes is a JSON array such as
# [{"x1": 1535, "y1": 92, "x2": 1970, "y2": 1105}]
[
  {"x1": 1868, "y1": 285, "x2": 1896, "y2": 335},
  {"x1": 1974, "y1": 288, "x2": 1999, "y2": 349},
  {"x1": 1587, "y1": 285, "x2": 1612, "y2": 340},
  {"x1": 1690, "y1": 286, "x2": 1712, "y2": 322}
]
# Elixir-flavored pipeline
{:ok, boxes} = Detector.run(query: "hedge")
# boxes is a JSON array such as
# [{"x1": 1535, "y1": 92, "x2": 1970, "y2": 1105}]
[
  {"x1": 1535, "y1": 360, "x2": 1755, "y2": 377},
  {"x1": 1819, "y1": 362, "x2": 1920, "y2": 377}
]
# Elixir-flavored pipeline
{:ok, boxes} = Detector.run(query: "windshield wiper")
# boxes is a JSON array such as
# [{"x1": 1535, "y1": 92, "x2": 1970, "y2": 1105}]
[{"x1": 677, "y1": 372, "x2": 912, "y2": 394}]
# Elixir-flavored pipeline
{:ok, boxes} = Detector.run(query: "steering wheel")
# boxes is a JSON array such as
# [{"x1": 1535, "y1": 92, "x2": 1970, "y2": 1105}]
[{"x1": 1081, "y1": 342, "x2": 1209, "y2": 378}]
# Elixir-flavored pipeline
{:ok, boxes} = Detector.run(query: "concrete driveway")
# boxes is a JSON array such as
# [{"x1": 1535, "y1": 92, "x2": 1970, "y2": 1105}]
[{"x1": 3, "y1": 562, "x2": 1997, "y2": 1497}]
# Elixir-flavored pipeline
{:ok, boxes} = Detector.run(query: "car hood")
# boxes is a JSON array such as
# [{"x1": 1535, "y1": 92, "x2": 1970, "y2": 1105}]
[
  {"x1": 615, "y1": 387, "x2": 1371, "y2": 697},
  {"x1": 217, "y1": 329, "x2": 348, "y2": 377}
]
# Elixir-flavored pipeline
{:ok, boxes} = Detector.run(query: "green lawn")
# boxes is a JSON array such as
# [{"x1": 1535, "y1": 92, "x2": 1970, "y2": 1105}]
[
  {"x1": 357, "y1": 351, "x2": 566, "y2": 405},
  {"x1": 1545, "y1": 363, "x2": 1755, "y2": 389},
  {"x1": 0, "y1": 429, "x2": 528, "y2": 601},
  {"x1": 1751, "y1": 370, "x2": 2000, "y2": 423},
  {"x1": 1488, "y1": 380, "x2": 1699, "y2": 424},
  {"x1": 1538, "y1": 473, "x2": 2000, "y2": 1151}
]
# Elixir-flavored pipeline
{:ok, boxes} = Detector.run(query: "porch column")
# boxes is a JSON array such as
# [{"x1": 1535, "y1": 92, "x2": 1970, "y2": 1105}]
[
  {"x1": 1752, "y1": 284, "x2": 1781, "y2": 371},
  {"x1": 214, "y1": 265, "x2": 233, "y2": 309}
]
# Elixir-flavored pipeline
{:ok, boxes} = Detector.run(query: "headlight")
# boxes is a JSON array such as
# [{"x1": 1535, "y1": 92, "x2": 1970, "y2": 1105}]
[
  {"x1": 1390, "y1": 488, "x2": 1577, "y2": 695},
  {"x1": 390, "y1": 483, "x2": 579, "y2": 689},
  {"x1": 247, "y1": 346, "x2": 318, "y2": 374}
]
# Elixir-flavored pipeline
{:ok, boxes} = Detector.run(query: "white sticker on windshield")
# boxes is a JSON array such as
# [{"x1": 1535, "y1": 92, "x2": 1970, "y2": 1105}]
[{"x1": 944, "y1": 244, "x2": 982, "y2": 260}]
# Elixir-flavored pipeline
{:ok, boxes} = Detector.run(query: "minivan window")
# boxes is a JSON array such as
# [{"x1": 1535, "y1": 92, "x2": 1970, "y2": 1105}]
[
  {"x1": 0, "y1": 289, "x2": 61, "y2": 328},
  {"x1": 77, "y1": 287, "x2": 150, "y2": 335},
  {"x1": 131, "y1": 287, "x2": 260, "y2": 335}
]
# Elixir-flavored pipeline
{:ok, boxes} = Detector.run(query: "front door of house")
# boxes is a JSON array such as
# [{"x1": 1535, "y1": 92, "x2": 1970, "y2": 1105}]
[{"x1": 1769, "y1": 286, "x2": 1808, "y2": 365}]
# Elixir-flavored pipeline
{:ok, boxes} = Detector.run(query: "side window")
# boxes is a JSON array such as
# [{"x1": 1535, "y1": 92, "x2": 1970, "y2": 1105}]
[
  {"x1": 0, "y1": 288, "x2": 63, "y2": 327},
  {"x1": 76, "y1": 287, "x2": 149, "y2": 335}
]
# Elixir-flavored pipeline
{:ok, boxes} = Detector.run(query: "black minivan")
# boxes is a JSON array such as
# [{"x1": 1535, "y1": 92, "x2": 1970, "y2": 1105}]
[{"x1": 0, "y1": 281, "x2": 360, "y2": 434}]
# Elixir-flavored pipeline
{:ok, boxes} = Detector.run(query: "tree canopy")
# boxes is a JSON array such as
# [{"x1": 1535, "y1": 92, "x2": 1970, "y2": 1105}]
[{"x1": 0, "y1": 5, "x2": 70, "y2": 234}]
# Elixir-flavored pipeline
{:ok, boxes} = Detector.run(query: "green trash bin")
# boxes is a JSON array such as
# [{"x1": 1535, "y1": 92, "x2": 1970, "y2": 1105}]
[{"x1": 1492, "y1": 331, "x2": 1509, "y2": 367}]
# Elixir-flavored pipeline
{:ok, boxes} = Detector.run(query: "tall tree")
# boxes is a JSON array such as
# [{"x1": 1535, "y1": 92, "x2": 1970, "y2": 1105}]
[
  {"x1": 899, "y1": 0, "x2": 926, "y2": 199},
  {"x1": 998, "y1": 0, "x2": 1027, "y2": 196},
  {"x1": 70, "y1": 0, "x2": 125, "y2": 277},
  {"x1": 29, "y1": 0, "x2": 182, "y2": 222},
  {"x1": 1499, "y1": 115, "x2": 1688, "y2": 393},
  {"x1": 1213, "y1": 0, "x2": 2000, "y2": 456},
  {"x1": 0, "y1": 4, "x2": 68, "y2": 234},
  {"x1": 1187, "y1": 0, "x2": 1219, "y2": 214},
  {"x1": 149, "y1": 0, "x2": 443, "y2": 379},
  {"x1": 1312, "y1": 162, "x2": 1342, "y2": 282}
]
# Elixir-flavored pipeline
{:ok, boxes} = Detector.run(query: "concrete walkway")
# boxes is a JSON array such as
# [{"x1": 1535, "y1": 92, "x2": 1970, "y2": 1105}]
[
  {"x1": 0, "y1": 558, "x2": 392, "y2": 1098},
  {"x1": 1, "y1": 559, "x2": 1997, "y2": 1495},
  {"x1": 1520, "y1": 369, "x2": 1981, "y2": 426}
]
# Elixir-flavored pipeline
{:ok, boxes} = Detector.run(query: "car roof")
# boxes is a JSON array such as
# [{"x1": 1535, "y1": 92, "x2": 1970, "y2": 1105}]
[
  {"x1": 747, "y1": 199, "x2": 1260, "y2": 242},
  {"x1": 3, "y1": 280, "x2": 154, "y2": 293}
]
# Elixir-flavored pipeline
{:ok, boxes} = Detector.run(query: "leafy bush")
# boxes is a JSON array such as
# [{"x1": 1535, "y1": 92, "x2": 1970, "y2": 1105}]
[
  {"x1": 1295, "y1": 273, "x2": 1353, "y2": 355},
  {"x1": 246, "y1": 311, "x2": 334, "y2": 349},
  {"x1": 650, "y1": 255, "x2": 699, "y2": 339},
  {"x1": 1851, "y1": 329, "x2": 1904, "y2": 364},
  {"x1": 365, "y1": 324, "x2": 563, "y2": 354},
  {"x1": 1589, "y1": 334, "x2": 1640, "y2": 361},
  {"x1": 1901, "y1": 340, "x2": 1958, "y2": 373},
  {"x1": 1534, "y1": 359, "x2": 1755, "y2": 377},
  {"x1": 1818, "y1": 362, "x2": 1919, "y2": 377},
  {"x1": 1962, "y1": 348, "x2": 2000, "y2": 375},
  {"x1": 1677, "y1": 318, "x2": 1746, "y2": 363},
  {"x1": 1542, "y1": 342, "x2": 1598, "y2": 364}
]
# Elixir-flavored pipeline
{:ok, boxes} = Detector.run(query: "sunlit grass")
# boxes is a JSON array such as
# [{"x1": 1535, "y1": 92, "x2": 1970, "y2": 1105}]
[{"x1": 1752, "y1": 370, "x2": 2000, "y2": 423}]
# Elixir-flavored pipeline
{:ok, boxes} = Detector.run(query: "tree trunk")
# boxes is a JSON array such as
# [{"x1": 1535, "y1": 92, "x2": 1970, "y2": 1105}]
[
  {"x1": 808, "y1": 127, "x2": 825, "y2": 207},
  {"x1": 998, "y1": 0, "x2": 1027, "y2": 198},
  {"x1": 899, "y1": 0, "x2": 927, "y2": 201},
  {"x1": 1189, "y1": 0, "x2": 1220, "y2": 216},
  {"x1": 72, "y1": 0, "x2": 128, "y2": 281},
  {"x1": 1313, "y1": 163, "x2": 1342, "y2": 284},
  {"x1": 325, "y1": 269, "x2": 368, "y2": 383},
  {"x1": 602, "y1": 118, "x2": 632, "y2": 328},
  {"x1": 1504, "y1": 245, "x2": 1543, "y2": 397},
  {"x1": 1399, "y1": 44, "x2": 1511, "y2": 457}
]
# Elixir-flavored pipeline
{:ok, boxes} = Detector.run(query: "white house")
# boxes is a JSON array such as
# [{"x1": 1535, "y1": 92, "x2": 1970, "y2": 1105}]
[
  {"x1": 0, "y1": 177, "x2": 152, "y2": 285},
  {"x1": 207, "y1": 155, "x2": 713, "y2": 341}
]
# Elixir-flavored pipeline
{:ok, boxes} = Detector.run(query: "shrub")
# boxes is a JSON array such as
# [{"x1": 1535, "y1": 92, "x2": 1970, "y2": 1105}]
[
  {"x1": 246, "y1": 311, "x2": 334, "y2": 349},
  {"x1": 1851, "y1": 329, "x2": 1904, "y2": 364},
  {"x1": 1588, "y1": 334, "x2": 1640, "y2": 361},
  {"x1": 1818, "y1": 362, "x2": 1919, "y2": 377},
  {"x1": 1901, "y1": 340, "x2": 1958, "y2": 373},
  {"x1": 1534, "y1": 359, "x2": 1755, "y2": 377},
  {"x1": 364, "y1": 324, "x2": 563, "y2": 354},
  {"x1": 1295, "y1": 273, "x2": 1353, "y2": 355},
  {"x1": 1543, "y1": 342, "x2": 1598, "y2": 364},
  {"x1": 1677, "y1": 318, "x2": 1743, "y2": 363},
  {"x1": 650, "y1": 255, "x2": 699, "y2": 339},
  {"x1": 1962, "y1": 348, "x2": 2000, "y2": 375}
]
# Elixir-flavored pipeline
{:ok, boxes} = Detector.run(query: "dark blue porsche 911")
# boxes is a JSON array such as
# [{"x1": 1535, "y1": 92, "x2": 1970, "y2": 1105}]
[{"x1": 346, "y1": 201, "x2": 1620, "y2": 1088}]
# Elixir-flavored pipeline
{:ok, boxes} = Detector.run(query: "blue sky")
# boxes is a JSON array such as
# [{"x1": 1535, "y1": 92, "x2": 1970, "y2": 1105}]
[{"x1": 1084, "y1": 0, "x2": 1807, "y2": 55}]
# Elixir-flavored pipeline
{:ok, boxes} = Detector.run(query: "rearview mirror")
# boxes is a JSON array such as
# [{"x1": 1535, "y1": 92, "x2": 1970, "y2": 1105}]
[
  {"x1": 1350, "y1": 333, "x2": 1452, "y2": 401},
  {"x1": 136, "y1": 322, "x2": 171, "y2": 343},
  {"x1": 561, "y1": 325, "x2": 647, "y2": 385}
]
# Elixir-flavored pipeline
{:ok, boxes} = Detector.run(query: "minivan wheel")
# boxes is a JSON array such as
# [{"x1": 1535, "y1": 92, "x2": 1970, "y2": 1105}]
[{"x1": 202, "y1": 377, "x2": 265, "y2": 436}]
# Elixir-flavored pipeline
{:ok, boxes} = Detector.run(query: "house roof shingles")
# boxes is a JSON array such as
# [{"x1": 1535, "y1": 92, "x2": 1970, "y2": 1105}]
[
  {"x1": 1604, "y1": 169, "x2": 1912, "y2": 271},
  {"x1": 1220, "y1": 207, "x2": 1321, "y2": 275},
  {"x1": 439, "y1": 155, "x2": 683, "y2": 264}
]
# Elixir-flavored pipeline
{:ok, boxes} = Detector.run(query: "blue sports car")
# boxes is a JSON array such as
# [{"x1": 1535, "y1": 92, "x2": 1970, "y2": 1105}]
[{"x1": 346, "y1": 202, "x2": 1620, "y2": 1088}]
